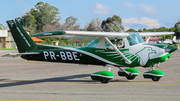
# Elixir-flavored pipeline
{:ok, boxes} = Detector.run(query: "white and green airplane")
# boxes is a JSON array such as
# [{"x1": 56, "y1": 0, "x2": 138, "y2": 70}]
[{"x1": 3, "y1": 19, "x2": 177, "y2": 83}]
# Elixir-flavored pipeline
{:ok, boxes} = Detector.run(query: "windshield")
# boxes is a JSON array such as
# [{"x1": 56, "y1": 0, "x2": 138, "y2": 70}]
[{"x1": 127, "y1": 33, "x2": 145, "y2": 46}]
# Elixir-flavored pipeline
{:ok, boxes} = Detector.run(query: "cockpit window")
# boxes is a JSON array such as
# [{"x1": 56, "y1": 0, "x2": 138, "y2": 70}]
[
  {"x1": 86, "y1": 40, "x2": 99, "y2": 48},
  {"x1": 127, "y1": 33, "x2": 145, "y2": 46}
]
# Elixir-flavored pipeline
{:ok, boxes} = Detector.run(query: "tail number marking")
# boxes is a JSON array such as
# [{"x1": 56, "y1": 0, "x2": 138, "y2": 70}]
[{"x1": 43, "y1": 51, "x2": 80, "y2": 61}]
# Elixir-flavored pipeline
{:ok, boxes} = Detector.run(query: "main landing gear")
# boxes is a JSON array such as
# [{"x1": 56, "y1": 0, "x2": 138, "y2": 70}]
[
  {"x1": 91, "y1": 65, "x2": 114, "y2": 84},
  {"x1": 91, "y1": 65, "x2": 165, "y2": 84},
  {"x1": 118, "y1": 67, "x2": 139, "y2": 80}
]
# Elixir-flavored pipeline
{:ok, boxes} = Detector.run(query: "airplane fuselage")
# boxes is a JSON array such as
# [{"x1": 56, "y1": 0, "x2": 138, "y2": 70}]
[{"x1": 21, "y1": 43, "x2": 174, "y2": 67}]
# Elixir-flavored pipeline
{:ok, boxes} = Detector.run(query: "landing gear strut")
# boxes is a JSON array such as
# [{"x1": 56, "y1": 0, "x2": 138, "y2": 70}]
[{"x1": 118, "y1": 67, "x2": 139, "y2": 80}]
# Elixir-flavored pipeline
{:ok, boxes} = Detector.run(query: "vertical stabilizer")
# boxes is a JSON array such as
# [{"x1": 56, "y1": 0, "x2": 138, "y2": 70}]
[
  {"x1": 6, "y1": 19, "x2": 37, "y2": 53},
  {"x1": 173, "y1": 36, "x2": 176, "y2": 41},
  {"x1": 172, "y1": 36, "x2": 177, "y2": 44}
]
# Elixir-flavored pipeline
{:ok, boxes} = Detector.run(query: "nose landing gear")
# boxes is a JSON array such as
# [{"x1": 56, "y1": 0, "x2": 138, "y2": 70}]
[{"x1": 143, "y1": 66, "x2": 164, "y2": 81}]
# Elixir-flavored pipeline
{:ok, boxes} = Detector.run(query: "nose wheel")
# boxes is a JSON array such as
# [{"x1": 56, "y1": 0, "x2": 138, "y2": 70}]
[{"x1": 143, "y1": 66, "x2": 164, "y2": 82}]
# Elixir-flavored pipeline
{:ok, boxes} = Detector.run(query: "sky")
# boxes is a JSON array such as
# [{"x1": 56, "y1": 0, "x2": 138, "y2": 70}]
[{"x1": 0, "y1": 0, "x2": 180, "y2": 31}]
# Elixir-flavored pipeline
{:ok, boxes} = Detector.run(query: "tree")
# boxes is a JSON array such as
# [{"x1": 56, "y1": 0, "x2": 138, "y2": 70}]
[
  {"x1": 101, "y1": 15, "x2": 124, "y2": 32},
  {"x1": 156, "y1": 27, "x2": 169, "y2": 32},
  {"x1": 174, "y1": 22, "x2": 180, "y2": 39},
  {"x1": 85, "y1": 17, "x2": 102, "y2": 31},
  {"x1": 126, "y1": 28, "x2": 136, "y2": 32},
  {"x1": 0, "y1": 23, "x2": 6, "y2": 30},
  {"x1": 169, "y1": 27, "x2": 175, "y2": 32},
  {"x1": 174, "y1": 21, "x2": 180, "y2": 31},
  {"x1": 143, "y1": 28, "x2": 147, "y2": 32},
  {"x1": 21, "y1": 14, "x2": 36, "y2": 32},
  {"x1": 137, "y1": 29, "x2": 143, "y2": 32},
  {"x1": 35, "y1": 1, "x2": 60, "y2": 31},
  {"x1": 42, "y1": 24, "x2": 56, "y2": 32},
  {"x1": 20, "y1": 1, "x2": 60, "y2": 32},
  {"x1": 65, "y1": 15, "x2": 80, "y2": 30},
  {"x1": 65, "y1": 16, "x2": 77, "y2": 28},
  {"x1": 54, "y1": 15, "x2": 80, "y2": 31}
]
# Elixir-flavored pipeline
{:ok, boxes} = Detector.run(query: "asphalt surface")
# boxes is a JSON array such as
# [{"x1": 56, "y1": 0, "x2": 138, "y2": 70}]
[{"x1": 0, "y1": 49, "x2": 180, "y2": 101}]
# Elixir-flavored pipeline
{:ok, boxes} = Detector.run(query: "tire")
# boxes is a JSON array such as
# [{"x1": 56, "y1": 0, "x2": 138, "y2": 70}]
[
  {"x1": 100, "y1": 80, "x2": 109, "y2": 84},
  {"x1": 152, "y1": 77, "x2": 160, "y2": 81},
  {"x1": 126, "y1": 76, "x2": 136, "y2": 80}
]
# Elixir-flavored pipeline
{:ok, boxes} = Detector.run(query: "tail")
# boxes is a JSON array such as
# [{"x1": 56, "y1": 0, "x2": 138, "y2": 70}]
[
  {"x1": 6, "y1": 19, "x2": 37, "y2": 53},
  {"x1": 173, "y1": 36, "x2": 176, "y2": 41},
  {"x1": 172, "y1": 36, "x2": 177, "y2": 44}
]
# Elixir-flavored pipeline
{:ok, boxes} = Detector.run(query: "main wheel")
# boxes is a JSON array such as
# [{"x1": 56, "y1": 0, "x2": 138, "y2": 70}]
[
  {"x1": 152, "y1": 77, "x2": 160, "y2": 81},
  {"x1": 126, "y1": 75, "x2": 136, "y2": 80},
  {"x1": 100, "y1": 80, "x2": 109, "y2": 84}
]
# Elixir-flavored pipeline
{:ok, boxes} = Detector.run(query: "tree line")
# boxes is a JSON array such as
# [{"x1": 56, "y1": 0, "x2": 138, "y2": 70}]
[{"x1": 2, "y1": 1, "x2": 180, "y2": 45}]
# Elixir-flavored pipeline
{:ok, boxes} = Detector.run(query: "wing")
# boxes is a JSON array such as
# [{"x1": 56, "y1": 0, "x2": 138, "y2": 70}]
[
  {"x1": 31, "y1": 31, "x2": 175, "y2": 41},
  {"x1": 31, "y1": 31, "x2": 130, "y2": 41},
  {"x1": 139, "y1": 32, "x2": 175, "y2": 37}
]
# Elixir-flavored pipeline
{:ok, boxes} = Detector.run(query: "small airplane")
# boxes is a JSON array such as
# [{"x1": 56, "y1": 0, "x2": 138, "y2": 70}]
[
  {"x1": 3, "y1": 19, "x2": 177, "y2": 83},
  {"x1": 157, "y1": 36, "x2": 178, "y2": 45}
]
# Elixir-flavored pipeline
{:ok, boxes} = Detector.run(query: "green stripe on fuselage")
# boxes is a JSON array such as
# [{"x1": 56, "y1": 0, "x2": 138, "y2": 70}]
[{"x1": 22, "y1": 45, "x2": 140, "y2": 67}]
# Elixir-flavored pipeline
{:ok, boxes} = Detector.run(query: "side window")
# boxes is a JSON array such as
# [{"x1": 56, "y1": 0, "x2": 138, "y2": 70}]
[
  {"x1": 86, "y1": 40, "x2": 99, "y2": 48},
  {"x1": 117, "y1": 39, "x2": 125, "y2": 48},
  {"x1": 105, "y1": 39, "x2": 125, "y2": 49}
]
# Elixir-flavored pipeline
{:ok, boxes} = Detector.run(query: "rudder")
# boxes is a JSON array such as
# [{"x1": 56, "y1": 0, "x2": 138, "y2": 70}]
[{"x1": 6, "y1": 19, "x2": 37, "y2": 53}]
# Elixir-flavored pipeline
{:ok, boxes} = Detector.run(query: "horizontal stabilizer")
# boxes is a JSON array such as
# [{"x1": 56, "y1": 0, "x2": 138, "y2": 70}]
[
  {"x1": 1, "y1": 52, "x2": 40, "y2": 57},
  {"x1": 31, "y1": 31, "x2": 66, "y2": 37}
]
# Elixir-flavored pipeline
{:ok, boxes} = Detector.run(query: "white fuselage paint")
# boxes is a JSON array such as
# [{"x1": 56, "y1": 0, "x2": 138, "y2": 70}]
[{"x1": 129, "y1": 44, "x2": 167, "y2": 66}]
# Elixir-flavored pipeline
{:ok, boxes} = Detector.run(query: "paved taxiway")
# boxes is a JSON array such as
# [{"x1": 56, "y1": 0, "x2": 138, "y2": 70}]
[{"x1": 0, "y1": 49, "x2": 180, "y2": 101}]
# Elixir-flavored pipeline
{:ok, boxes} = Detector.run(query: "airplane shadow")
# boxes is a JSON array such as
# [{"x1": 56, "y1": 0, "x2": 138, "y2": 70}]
[
  {"x1": 0, "y1": 74, "x2": 129, "y2": 88},
  {"x1": 0, "y1": 74, "x2": 91, "y2": 88},
  {"x1": 0, "y1": 79, "x2": 7, "y2": 81}
]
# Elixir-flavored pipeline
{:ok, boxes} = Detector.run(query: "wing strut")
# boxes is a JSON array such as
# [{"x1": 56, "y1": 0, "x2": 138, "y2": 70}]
[{"x1": 105, "y1": 37, "x2": 132, "y2": 64}]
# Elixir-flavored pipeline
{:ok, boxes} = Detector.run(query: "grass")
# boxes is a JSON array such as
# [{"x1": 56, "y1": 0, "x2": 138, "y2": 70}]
[{"x1": 0, "y1": 48, "x2": 15, "y2": 50}]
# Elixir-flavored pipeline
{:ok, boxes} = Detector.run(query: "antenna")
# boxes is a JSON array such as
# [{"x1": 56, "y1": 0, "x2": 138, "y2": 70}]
[
  {"x1": 106, "y1": 24, "x2": 115, "y2": 32},
  {"x1": 113, "y1": 21, "x2": 124, "y2": 33}
]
